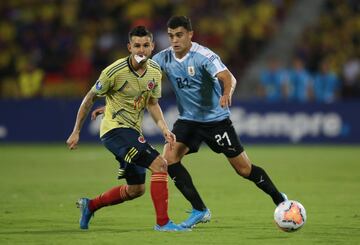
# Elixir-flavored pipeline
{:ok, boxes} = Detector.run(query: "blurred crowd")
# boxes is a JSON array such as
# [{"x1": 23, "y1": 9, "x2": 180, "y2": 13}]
[
  {"x1": 0, "y1": 0, "x2": 359, "y2": 103},
  {"x1": 0, "y1": 0, "x2": 292, "y2": 99},
  {"x1": 259, "y1": 57, "x2": 340, "y2": 103},
  {"x1": 259, "y1": 0, "x2": 360, "y2": 103}
]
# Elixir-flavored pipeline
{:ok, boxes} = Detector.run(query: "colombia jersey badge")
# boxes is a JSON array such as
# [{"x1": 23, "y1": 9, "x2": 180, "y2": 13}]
[
  {"x1": 147, "y1": 80, "x2": 155, "y2": 90},
  {"x1": 138, "y1": 136, "x2": 146, "y2": 143}
]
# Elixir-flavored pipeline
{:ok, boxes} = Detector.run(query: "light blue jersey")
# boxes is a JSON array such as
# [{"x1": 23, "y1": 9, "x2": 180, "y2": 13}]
[{"x1": 153, "y1": 42, "x2": 230, "y2": 122}]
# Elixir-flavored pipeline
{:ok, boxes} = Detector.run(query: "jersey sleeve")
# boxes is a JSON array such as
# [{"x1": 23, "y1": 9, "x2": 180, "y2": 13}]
[
  {"x1": 152, "y1": 53, "x2": 163, "y2": 70},
  {"x1": 203, "y1": 54, "x2": 227, "y2": 77},
  {"x1": 91, "y1": 71, "x2": 113, "y2": 96},
  {"x1": 202, "y1": 54, "x2": 227, "y2": 77}
]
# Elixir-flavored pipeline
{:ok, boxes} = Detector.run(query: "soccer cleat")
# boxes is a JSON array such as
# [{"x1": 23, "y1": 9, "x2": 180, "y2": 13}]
[
  {"x1": 281, "y1": 193, "x2": 288, "y2": 202},
  {"x1": 76, "y1": 198, "x2": 94, "y2": 229},
  {"x1": 179, "y1": 208, "x2": 211, "y2": 228},
  {"x1": 154, "y1": 220, "x2": 191, "y2": 232}
]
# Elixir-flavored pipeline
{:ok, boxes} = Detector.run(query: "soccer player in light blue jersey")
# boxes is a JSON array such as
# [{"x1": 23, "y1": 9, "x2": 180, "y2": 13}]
[{"x1": 152, "y1": 16, "x2": 287, "y2": 228}]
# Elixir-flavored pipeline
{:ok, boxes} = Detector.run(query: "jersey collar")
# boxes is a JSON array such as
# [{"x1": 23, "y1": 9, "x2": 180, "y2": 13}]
[{"x1": 171, "y1": 42, "x2": 196, "y2": 63}]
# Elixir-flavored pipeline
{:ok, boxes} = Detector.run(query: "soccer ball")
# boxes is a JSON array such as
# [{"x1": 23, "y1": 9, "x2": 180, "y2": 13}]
[{"x1": 274, "y1": 200, "x2": 306, "y2": 232}]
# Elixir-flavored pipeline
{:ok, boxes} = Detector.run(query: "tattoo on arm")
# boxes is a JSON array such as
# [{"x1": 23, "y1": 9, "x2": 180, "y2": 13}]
[{"x1": 74, "y1": 91, "x2": 97, "y2": 132}]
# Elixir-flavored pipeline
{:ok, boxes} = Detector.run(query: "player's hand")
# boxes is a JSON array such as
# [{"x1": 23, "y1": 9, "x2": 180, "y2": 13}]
[
  {"x1": 163, "y1": 129, "x2": 176, "y2": 150},
  {"x1": 220, "y1": 94, "x2": 232, "y2": 108},
  {"x1": 66, "y1": 132, "x2": 80, "y2": 150},
  {"x1": 91, "y1": 106, "x2": 105, "y2": 120}
]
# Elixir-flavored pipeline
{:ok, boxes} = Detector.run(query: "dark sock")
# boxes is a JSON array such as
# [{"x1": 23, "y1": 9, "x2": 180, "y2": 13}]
[
  {"x1": 168, "y1": 162, "x2": 207, "y2": 211},
  {"x1": 246, "y1": 164, "x2": 285, "y2": 205}
]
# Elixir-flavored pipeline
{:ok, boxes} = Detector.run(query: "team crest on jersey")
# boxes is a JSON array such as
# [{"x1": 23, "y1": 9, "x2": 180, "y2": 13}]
[
  {"x1": 147, "y1": 80, "x2": 155, "y2": 90},
  {"x1": 95, "y1": 80, "x2": 102, "y2": 90},
  {"x1": 138, "y1": 136, "x2": 146, "y2": 143},
  {"x1": 188, "y1": 66, "x2": 195, "y2": 76}
]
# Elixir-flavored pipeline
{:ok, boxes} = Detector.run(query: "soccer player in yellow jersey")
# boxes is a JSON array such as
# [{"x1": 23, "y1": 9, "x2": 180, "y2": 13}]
[{"x1": 66, "y1": 26, "x2": 187, "y2": 231}]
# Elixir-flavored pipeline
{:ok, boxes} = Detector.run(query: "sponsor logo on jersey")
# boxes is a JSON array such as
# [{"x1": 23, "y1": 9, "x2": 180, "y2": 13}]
[
  {"x1": 147, "y1": 80, "x2": 155, "y2": 90},
  {"x1": 138, "y1": 136, "x2": 146, "y2": 143},
  {"x1": 188, "y1": 66, "x2": 195, "y2": 76},
  {"x1": 95, "y1": 80, "x2": 102, "y2": 90}
]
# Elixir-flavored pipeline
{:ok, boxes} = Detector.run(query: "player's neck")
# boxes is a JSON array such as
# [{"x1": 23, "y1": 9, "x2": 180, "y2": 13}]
[
  {"x1": 174, "y1": 44, "x2": 192, "y2": 59},
  {"x1": 130, "y1": 55, "x2": 147, "y2": 74}
]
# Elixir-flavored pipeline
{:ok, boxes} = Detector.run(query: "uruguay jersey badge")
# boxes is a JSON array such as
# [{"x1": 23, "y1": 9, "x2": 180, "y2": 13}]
[{"x1": 188, "y1": 66, "x2": 195, "y2": 76}]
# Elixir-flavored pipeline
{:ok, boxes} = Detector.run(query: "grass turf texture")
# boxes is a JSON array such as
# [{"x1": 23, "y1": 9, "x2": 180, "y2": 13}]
[{"x1": 0, "y1": 144, "x2": 359, "y2": 245}]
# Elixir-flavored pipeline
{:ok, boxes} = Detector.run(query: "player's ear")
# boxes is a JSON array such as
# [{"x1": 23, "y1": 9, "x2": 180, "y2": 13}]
[
  {"x1": 127, "y1": 43, "x2": 132, "y2": 52},
  {"x1": 188, "y1": 31, "x2": 194, "y2": 40}
]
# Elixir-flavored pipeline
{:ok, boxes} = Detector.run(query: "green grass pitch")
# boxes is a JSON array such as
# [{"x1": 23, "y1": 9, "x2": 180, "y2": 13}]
[{"x1": 0, "y1": 144, "x2": 359, "y2": 244}]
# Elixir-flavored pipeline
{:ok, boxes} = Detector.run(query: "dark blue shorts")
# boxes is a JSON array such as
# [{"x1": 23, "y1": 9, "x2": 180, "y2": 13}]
[{"x1": 101, "y1": 128, "x2": 159, "y2": 185}]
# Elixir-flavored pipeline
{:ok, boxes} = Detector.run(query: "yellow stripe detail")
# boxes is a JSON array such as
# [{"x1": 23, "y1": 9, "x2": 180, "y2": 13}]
[
  {"x1": 106, "y1": 60, "x2": 127, "y2": 77},
  {"x1": 125, "y1": 147, "x2": 138, "y2": 163},
  {"x1": 124, "y1": 147, "x2": 135, "y2": 162},
  {"x1": 107, "y1": 63, "x2": 127, "y2": 77},
  {"x1": 127, "y1": 149, "x2": 138, "y2": 162}
]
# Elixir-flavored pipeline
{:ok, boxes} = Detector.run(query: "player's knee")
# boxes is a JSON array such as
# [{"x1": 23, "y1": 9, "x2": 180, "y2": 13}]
[
  {"x1": 164, "y1": 155, "x2": 178, "y2": 165},
  {"x1": 163, "y1": 146, "x2": 178, "y2": 164},
  {"x1": 236, "y1": 165, "x2": 251, "y2": 177},
  {"x1": 163, "y1": 143, "x2": 186, "y2": 164},
  {"x1": 229, "y1": 158, "x2": 252, "y2": 177},
  {"x1": 150, "y1": 155, "x2": 168, "y2": 173},
  {"x1": 127, "y1": 185, "x2": 145, "y2": 199}
]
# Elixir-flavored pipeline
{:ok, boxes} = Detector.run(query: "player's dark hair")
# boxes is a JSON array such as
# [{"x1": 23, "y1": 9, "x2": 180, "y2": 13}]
[
  {"x1": 128, "y1": 26, "x2": 153, "y2": 42},
  {"x1": 167, "y1": 16, "x2": 193, "y2": 31}
]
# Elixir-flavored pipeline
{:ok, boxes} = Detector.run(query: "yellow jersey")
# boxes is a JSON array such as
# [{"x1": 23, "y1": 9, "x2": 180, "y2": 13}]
[{"x1": 91, "y1": 56, "x2": 162, "y2": 137}]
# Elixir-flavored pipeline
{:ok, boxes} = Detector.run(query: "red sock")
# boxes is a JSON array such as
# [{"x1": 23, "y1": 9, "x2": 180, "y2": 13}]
[
  {"x1": 150, "y1": 173, "x2": 169, "y2": 226},
  {"x1": 88, "y1": 185, "x2": 130, "y2": 212}
]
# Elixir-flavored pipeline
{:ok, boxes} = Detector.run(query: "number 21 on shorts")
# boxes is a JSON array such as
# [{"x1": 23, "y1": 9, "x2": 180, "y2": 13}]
[{"x1": 215, "y1": 132, "x2": 232, "y2": 146}]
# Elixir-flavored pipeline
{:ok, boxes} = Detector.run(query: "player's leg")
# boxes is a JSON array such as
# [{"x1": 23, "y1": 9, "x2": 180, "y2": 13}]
[
  {"x1": 136, "y1": 150, "x2": 188, "y2": 231},
  {"x1": 77, "y1": 184, "x2": 144, "y2": 229},
  {"x1": 77, "y1": 163, "x2": 146, "y2": 230},
  {"x1": 76, "y1": 128, "x2": 149, "y2": 230},
  {"x1": 227, "y1": 152, "x2": 286, "y2": 205},
  {"x1": 164, "y1": 142, "x2": 207, "y2": 212},
  {"x1": 164, "y1": 119, "x2": 210, "y2": 228},
  {"x1": 87, "y1": 164, "x2": 146, "y2": 212},
  {"x1": 117, "y1": 129, "x2": 187, "y2": 231},
  {"x1": 205, "y1": 118, "x2": 286, "y2": 206}
]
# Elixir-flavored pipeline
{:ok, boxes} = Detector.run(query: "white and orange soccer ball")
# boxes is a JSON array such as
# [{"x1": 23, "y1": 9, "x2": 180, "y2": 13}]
[{"x1": 274, "y1": 200, "x2": 306, "y2": 232}]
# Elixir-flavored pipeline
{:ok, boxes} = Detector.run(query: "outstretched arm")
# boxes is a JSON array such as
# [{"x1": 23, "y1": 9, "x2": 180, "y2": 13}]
[
  {"x1": 66, "y1": 90, "x2": 98, "y2": 150},
  {"x1": 216, "y1": 69, "x2": 237, "y2": 108},
  {"x1": 147, "y1": 97, "x2": 176, "y2": 149}
]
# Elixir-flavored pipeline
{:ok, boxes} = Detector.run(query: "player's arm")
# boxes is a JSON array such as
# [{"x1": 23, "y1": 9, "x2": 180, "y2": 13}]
[
  {"x1": 147, "y1": 97, "x2": 176, "y2": 149},
  {"x1": 216, "y1": 69, "x2": 237, "y2": 108},
  {"x1": 66, "y1": 90, "x2": 98, "y2": 150}
]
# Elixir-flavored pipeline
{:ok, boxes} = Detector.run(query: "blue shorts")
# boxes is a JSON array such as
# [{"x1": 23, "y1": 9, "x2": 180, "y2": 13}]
[{"x1": 101, "y1": 128, "x2": 159, "y2": 185}]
